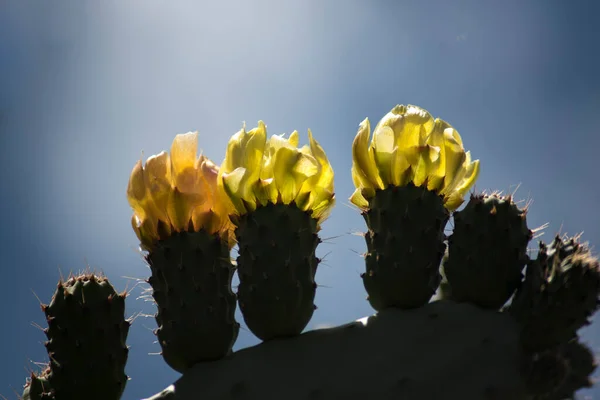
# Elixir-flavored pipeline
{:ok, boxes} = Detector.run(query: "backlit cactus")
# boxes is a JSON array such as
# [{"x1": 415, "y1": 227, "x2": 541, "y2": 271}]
[
  {"x1": 219, "y1": 122, "x2": 335, "y2": 340},
  {"x1": 442, "y1": 193, "x2": 533, "y2": 309},
  {"x1": 127, "y1": 132, "x2": 239, "y2": 372},
  {"x1": 15, "y1": 105, "x2": 600, "y2": 400},
  {"x1": 22, "y1": 273, "x2": 129, "y2": 400},
  {"x1": 509, "y1": 235, "x2": 600, "y2": 352},
  {"x1": 350, "y1": 105, "x2": 480, "y2": 310}
]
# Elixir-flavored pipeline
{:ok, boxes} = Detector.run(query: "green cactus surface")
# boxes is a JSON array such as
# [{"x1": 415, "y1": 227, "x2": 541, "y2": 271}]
[
  {"x1": 146, "y1": 226, "x2": 239, "y2": 372},
  {"x1": 234, "y1": 202, "x2": 320, "y2": 341},
  {"x1": 442, "y1": 193, "x2": 532, "y2": 309},
  {"x1": 360, "y1": 183, "x2": 449, "y2": 310},
  {"x1": 23, "y1": 273, "x2": 130, "y2": 400},
  {"x1": 509, "y1": 235, "x2": 600, "y2": 352}
]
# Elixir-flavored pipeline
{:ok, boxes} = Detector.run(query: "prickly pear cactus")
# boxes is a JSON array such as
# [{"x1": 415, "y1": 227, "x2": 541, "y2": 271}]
[
  {"x1": 146, "y1": 227, "x2": 239, "y2": 372},
  {"x1": 127, "y1": 132, "x2": 240, "y2": 372},
  {"x1": 349, "y1": 104, "x2": 480, "y2": 310},
  {"x1": 22, "y1": 273, "x2": 130, "y2": 400},
  {"x1": 442, "y1": 193, "x2": 533, "y2": 309},
  {"x1": 234, "y1": 203, "x2": 320, "y2": 340},
  {"x1": 360, "y1": 184, "x2": 449, "y2": 310},
  {"x1": 218, "y1": 122, "x2": 335, "y2": 341},
  {"x1": 510, "y1": 235, "x2": 600, "y2": 352}
]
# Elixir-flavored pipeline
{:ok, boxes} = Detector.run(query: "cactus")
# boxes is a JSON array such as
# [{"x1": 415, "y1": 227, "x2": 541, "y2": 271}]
[
  {"x1": 218, "y1": 122, "x2": 335, "y2": 340},
  {"x1": 360, "y1": 183, "x2": 449, "y2": 310},
  {"x1": 13, "y1": 105, "x2": 600, "y2": 400},
  {"x1": 350, "y1": 105, "x2": 480, "y2": 309},
  {"x1": 442, "y1": 193, "x2": 533, "y2": 309},
  {"x1": 126, "y1": 132, "x2": 239, "y2": 372},
  {"x1": 22, "y1": 273, "x2": 130, "y2": 400},
  {"x1": 509, "y1": 235, "x2": 600, "y2": 352},
  {"x1": 523, "y1": 337, "x2": 597, "y2": 399}
]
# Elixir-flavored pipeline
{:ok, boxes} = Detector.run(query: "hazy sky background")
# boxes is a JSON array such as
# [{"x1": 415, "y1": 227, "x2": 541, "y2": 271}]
[{"x1": 1, "y1": 1, "x2": 599, "y2": 399}]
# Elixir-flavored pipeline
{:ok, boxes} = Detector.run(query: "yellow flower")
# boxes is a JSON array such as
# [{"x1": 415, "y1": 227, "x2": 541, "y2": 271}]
[
  {"x1": 218, "y1": 121, "x2": 335, "y2": 225},
  {"x1": 350, "y1": 105, "x2": 480, "y2": 211},
  {"x1": 127, "y1": 132, "x2": 235, "y2": 251}
]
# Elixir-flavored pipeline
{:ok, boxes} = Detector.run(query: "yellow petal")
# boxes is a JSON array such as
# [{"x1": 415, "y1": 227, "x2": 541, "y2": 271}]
[
  {"x1": 440, "y1": 127, "x2": 467, "y2": 194},
  {"x1": 166, "y1": 188, "x2": 193, "y2": 232},
  {"x1": 237, "y1": 122, "x2": 267, "y2": 204},
  {"x1": 288, "y1": 130, "x2": 299, "y2": 148},
  {"x1": 222, "y1": 167, "x2": 251, "y2": 214},
  {"x1": 303, "y1": 129, "x2": 335, "y2": 193},
  {"x1": 443, "y1": 150, "x2": 472, "y2": 196},
  {"x1": 375, "y1": 105, "x2": 435, "y2": 162},
  {"x1": 253, "y1": 178, "x2": 278, "y2": 207},
  {"x1": 412, "y1": 144, "x2": 441, "y2": 188},
  {"x1": 311, "y1": 192, "x2": 335, "y2": 222},
  {"x1": 222, "y1": 125, "x2": 247, "y2": 173},
  {"x1": 170, "y1": 132, "x2": 198, "y2": 180},
  {"x1": 126, "y1": 160, "x2": 148, "y2": 219},
  {"x1": 273, "y1": 146, "x2": 317, "y2": 204},
  {"x1": 444, "y1": 192, "x2": 465, "y2": 212},
  {"x1": 371, "y1": 125, "x2": 396, "y2": 187},
  {"x1": 349, "y1": 188, "x2": 369, "y2": 209},
  {"x1": 144, "y1": 152, "x2": 172, "y2": 220},
  {"x1": 452, "y1": 159, "x2": 480, "y2": 199},
  {"x1": 351, "y1": 118, "x2": 383, "y2": 191},
  {"x1": 424, "y1": 119, "x2": 448, "y2": 191}
]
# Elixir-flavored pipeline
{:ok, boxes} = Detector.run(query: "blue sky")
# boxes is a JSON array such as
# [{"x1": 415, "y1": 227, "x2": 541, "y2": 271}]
[{"x1": 1, "y1": 1, "x2": 599, "y2": 399}]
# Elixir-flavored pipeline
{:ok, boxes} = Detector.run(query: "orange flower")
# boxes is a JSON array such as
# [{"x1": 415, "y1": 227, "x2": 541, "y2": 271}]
[{"x1": 127, "y1": 132, "x2": 234, "y2": 251}]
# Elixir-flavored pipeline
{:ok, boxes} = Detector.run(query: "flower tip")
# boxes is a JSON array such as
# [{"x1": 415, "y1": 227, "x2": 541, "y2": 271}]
[{"x1": 391, "y1": 104, "x2": 407, "y2": 115}]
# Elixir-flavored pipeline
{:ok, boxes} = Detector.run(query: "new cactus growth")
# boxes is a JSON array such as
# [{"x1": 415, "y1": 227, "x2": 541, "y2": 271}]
[
  {"x1": 350, "y1": 105, "x2": 480, "y2": 310},
  {"x1": 219, "y1": 122, "x2": 335, "y2": 340},
  {"x1": 509, "y1": 235, "x2": 600, "y2": 352},
  {"x1": 442, "y1": 193, "x2": 532, "y2": 309},
  {"x1": 22, "y1": 273, "x2": 129, "y2": 400},
  {"x1": 127, "y1": 133, "x2": 239, "y2": 372}
]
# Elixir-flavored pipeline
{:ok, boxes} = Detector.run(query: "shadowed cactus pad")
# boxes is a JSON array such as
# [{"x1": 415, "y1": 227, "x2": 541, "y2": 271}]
[
  {"x1": 509, "y1": 235, "x2": 600, "y2": 352},
  {"x1": 442, "y1": 193, "x2": 532, "y2": 309},
  {"x1": 360, "y1": 184, "x2": 449, "y2": 310},
  {"x1": 23, "y1": 273, "x2": 130, "y2": 400},
  {"x1": 523, "y1": 338, "x2": 597, "y2": 400},
  {"x1": 234, "y1": 203, "x2": 320, "y2": 340},
  {"x1": 146, "y1": 229, "x2": 239, "y2": 372},
  {"x1": 144, "y1": 301, "x2": 528, "y2": 400}
]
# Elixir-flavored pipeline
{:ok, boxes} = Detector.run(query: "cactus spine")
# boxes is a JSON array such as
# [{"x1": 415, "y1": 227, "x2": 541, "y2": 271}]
[{"x1": 22, "y1": 273, "x2": 130, "y2": 400}]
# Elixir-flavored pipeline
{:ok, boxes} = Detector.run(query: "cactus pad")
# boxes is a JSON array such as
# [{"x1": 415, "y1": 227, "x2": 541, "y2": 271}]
[
  {"x1": 509, "y1": 235, "x2": 600, "y2": 352},
  {"x1": 146, "y1": 227, "x2": 239, "y2": 372},
  {"x1": 234, "y1": 202, "x2": 320, "y2": 341},
  {"x1": 443, "y1": 193, "x2": 532, "y2": 309},
  {"x1": 360, "y1": 183, "x2": 449, "y2": 310},
  {"x1": 24, "y1": 273, "x2": 130, "y2": 400}
]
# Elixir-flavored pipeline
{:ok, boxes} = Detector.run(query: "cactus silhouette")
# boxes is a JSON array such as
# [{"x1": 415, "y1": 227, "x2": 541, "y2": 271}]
[{"x1": 17, "y1": 105, "x2": 599, "y2": 400}]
